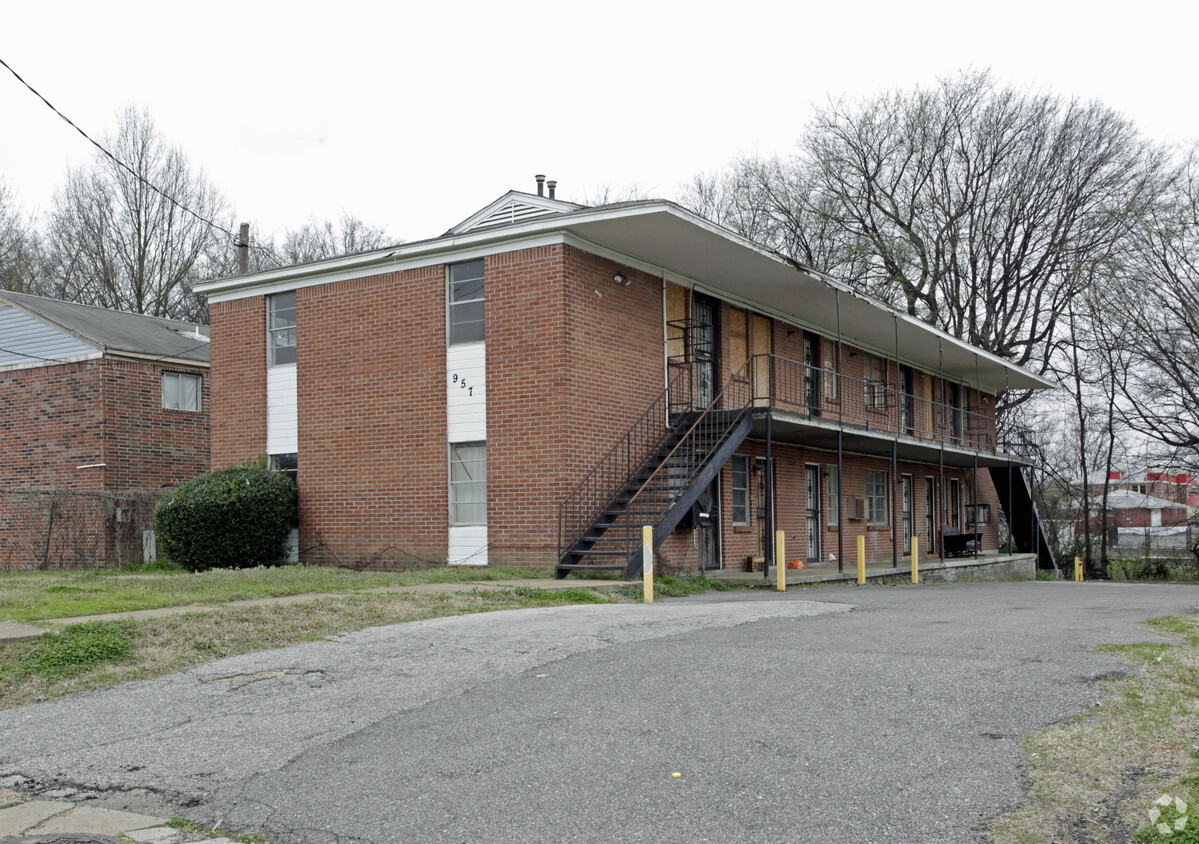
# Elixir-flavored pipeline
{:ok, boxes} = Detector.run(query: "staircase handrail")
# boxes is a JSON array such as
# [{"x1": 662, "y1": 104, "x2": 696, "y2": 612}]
[
  {"x1": 556, "y1": 368, "x2": 692, "y2": 558},
  {"x1": 624, "y1": 358, "x2": 756, "y2": 517}
]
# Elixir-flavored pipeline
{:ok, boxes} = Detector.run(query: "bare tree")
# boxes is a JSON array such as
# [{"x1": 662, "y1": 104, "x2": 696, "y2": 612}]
[
  {"x1": 274, "y1": 213, "x2": 394, "y2": 266},
  {"x1": 42, "y1": 107, "x2": 228, "y2": 320},
  {"x1": 1115, "y1": 146, "x2": 1199, "y2": 474},
  {"x1": 682, "y1": 71, "x2": 1171, "y2": 402},
  {"x1": 577, "y1": 183, "x2": 653, "y2": 206},
  {"x1": 0, "y1": 179, "x2": 39, "y2": 293}
]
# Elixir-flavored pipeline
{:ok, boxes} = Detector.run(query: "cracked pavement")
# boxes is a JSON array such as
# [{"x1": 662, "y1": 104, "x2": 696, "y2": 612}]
[{"x1": 2, "y1": 583, "x2": 1198, "y2": 842}]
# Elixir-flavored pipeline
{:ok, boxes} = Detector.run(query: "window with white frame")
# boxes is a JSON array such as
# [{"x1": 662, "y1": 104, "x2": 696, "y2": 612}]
[
  {"x1": 827, "y1": 465, "x2": 840, "y2": 526},
  {"x1": 450, "y1": 441, "x2": 487, "y2": 525},
  {"x1": 269, "y1": 453, "x2": 298, "y2": 483},
  {"x1": 731, "y1": 455, "x2": 749, "y2": 525},
  {"x1": 866, "y1": 469, "x2": 889, "y2": 525},
  {"x1": 865, "y1": 354, "x2": 888, "y2": 409},
  {"x1": 268, "y1": 292, "x2": 297, "y2": 365},
  {"x1": 448, "y1": 260, "x2": 485, "y2": 344},
  {"x1": 162, "y1": 371, "x2": 201, "y2": 411}
]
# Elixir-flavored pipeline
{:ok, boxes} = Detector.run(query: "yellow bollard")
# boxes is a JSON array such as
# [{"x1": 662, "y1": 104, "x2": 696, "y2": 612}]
[
  {"x1": 911, "y1": 536, "x2": 919, "y2": 584},
  {"x1": 1074, "y1": 556, "x2": 1084, "y2": 583},
  {"x1": 775, "y1": 530, "x2": 786, "y2": 592},
  {"x1": 857, "y1": 535, "x2": 866, "y2": 585},
  {"x1": 642, "y1": 525, "x2": 654, "y2": 603}
]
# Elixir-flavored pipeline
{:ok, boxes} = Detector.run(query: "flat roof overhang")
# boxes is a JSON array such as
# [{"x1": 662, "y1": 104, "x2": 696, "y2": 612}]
[
  {"x1": 197, "y1": 200, "x2": 1055, "y2": 395},
  {"x1": 752, "y1": 409, "x2": 1029, "y2": 469}
]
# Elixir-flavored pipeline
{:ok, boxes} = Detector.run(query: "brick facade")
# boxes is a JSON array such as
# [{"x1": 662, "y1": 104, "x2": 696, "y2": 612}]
[
  {"x1": 0, "y1": 358, "x2": 209, "y2": 569},
  {"x1": 200, "y1": 198, "x2": 1026, "y2": 573}
]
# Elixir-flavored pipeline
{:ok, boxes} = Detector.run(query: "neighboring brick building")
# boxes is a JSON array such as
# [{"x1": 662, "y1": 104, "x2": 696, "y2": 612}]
[
  {"x1": 0, "y1": 291, "x2": 210, "y2": 568},
  {"x1": 196, "y1": 181, "x2": 1055, "y2": 575}
]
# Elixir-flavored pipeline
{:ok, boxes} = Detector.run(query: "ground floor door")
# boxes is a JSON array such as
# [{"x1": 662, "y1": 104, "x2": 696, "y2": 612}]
[
  {"x1": 697, "y1": 479, "x2": 721, "y2": 570},
  {"x1": 805, "y1": 464, "x2": 821, "y2": 562}
]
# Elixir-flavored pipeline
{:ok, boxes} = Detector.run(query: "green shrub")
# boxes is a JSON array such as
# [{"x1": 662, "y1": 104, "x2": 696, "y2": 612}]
[{"x1": 155, "y1": 461, "x2": 297, "y2": 572}]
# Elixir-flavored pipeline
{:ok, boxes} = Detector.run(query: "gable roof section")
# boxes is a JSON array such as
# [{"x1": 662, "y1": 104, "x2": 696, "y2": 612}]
[
  {"x1": 446, "y1": 190, "x2": 585, "y2": 235},
  {"x1": 195, "y1": 197, "x2": 1054, "y2": 394},
  {"x1": 0, "y1": 291, "x2": 210, "y2": 368}
]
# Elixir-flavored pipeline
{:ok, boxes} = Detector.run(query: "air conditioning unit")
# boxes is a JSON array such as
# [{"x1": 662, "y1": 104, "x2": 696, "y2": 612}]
[{"x1": 849, "y1": 496, "x2": 869, "y2": 520}]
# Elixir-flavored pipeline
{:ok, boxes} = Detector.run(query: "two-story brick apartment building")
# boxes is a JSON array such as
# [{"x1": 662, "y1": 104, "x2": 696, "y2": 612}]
[
  {"x1": 0, "y1": 291, "x2": 210, "y2": 568},
  {"x1": 196, "y1": 183, "x2": 1054, "y2": 576}
]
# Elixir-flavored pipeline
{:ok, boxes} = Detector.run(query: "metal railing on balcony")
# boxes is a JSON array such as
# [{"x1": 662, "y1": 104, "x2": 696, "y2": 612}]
[{"x1": 756, "y1": 354, "x2": 997, "y2": 452}]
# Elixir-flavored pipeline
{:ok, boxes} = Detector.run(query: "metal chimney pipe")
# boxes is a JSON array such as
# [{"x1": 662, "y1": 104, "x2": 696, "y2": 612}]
[
  {"x1": 535, "y1": 174, "x2": 545, "y2": 196},
  {"x1": 547, "y1": 180, "x2": 557, "y2": 199},
  {"x1": 237, "y1": 222, "x2": 250, "y2": 275}
]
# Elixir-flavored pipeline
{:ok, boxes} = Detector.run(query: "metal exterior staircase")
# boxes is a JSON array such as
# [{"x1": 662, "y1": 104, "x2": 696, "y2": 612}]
[
  {"x1": 556, "y1": 362, "x2": 755, "y2": 579},
  {"x1": 989, "y1": 465, "x2": 1055, "y2": 569}
]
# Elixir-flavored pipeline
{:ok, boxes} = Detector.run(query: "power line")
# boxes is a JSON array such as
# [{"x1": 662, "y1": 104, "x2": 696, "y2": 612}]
[{"x1": 0, "y1": 54, "x2": 239, "y2": 245}]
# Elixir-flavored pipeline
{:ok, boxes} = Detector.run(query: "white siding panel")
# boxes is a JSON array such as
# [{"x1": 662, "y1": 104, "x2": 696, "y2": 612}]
[
  {"x1": 0, "y1": 306, "x2": 96, "y2": 368},
  {"x1": 447, "y1": 343, "x2": 486, "y2": 442},
  {"x1": 266, "y1": 364, "x2": 298, "y2": 454},
  {"x1": 448, "y1": 526, "x2": 488, "y2": 566}
]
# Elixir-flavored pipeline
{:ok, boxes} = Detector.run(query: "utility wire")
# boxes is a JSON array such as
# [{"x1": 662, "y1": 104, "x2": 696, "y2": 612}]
[{"x1": 0, "y1": 54, "x2": 239, "y2": 245}]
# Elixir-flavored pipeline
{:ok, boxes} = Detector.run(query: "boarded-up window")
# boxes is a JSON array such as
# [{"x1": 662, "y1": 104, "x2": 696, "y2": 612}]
[{"x1": 665, "y1": 282, "x2": 687, "y2": 361}]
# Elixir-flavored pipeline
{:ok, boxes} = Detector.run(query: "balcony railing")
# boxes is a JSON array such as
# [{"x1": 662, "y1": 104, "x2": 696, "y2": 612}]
[{"x1": 753, "y1": 354, "x2": 997, "y2": 452}]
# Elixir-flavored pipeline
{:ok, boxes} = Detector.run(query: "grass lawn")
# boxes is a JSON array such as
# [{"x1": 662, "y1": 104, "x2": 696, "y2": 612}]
[
  {"x1": 0, "y1": 563, "x2": 554, "y2": 623},
  {"x1": 989, "y1": 612, "x2": 1199, "y2": 843},
  {"x1": 0, "y1": 565, "x2": 738, "y2": 709}
]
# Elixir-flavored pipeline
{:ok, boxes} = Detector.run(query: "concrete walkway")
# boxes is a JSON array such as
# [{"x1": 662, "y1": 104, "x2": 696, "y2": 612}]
[{"x1": 0, "y1": 781, "x2": 226, "y2": 844}]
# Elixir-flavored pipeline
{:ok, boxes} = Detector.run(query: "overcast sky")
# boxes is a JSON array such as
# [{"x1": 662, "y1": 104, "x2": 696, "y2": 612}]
[{"x1": 3, "y1": 0, "x2": 1197, "y2": 248}]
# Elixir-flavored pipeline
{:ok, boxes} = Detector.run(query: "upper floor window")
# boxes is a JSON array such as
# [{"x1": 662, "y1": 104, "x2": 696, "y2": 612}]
[
  {"x1": 162, "y1": 371, "x2": 201, "y2": 412},
  {"x1": 865, "y1": 354, "x2": 888, "y2": 410},
  {"x1": 822, "y1": 338, "x2": 839, "y2": 401},
  {"x1": 448, "y1": 260, "x2": 485, "y2": 344},
  {"x1": 268, "y1": 292, "x2": 297, "y2": 365}
]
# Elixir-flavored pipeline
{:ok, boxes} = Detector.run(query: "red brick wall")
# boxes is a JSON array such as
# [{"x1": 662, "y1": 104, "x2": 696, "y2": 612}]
[
  {"x1": 101, "y1": 359, "x2": 209, "y2": 491},
  {"x1": 295, "y1": 267, "x2": 448, "y2": 567},
  {"x1": 0, "y1": 358, "x2": 208, "y2": 569},
  {"x1": 209, "y1": 297, "x2": 266, "y2": 467},
  {"x1": 487, "y1": 245, "x2": 665, "y2": 567},
  {"x1": 0, "y1": 361, "x2": 104, "y2": 487}
]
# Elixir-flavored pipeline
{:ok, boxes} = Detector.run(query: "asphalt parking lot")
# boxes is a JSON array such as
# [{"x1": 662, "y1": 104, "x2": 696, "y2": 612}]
[{"x1": 3, "y1": 581, "x2": 1197, "y2": 843}]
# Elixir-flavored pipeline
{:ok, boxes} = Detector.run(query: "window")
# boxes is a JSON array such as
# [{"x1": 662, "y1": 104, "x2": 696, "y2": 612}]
[
  {"x1": 162, "y1": 371, "x2": 201, "y2": 411},
  {"x1": 448, "y1": 260, "x2": 485, "y2": 344},
  {"x1": 268, "y1": 292, "x2": 297, "y2": 365},
  {"x1": 866, "y1": 469, "x2": 888, "y2": 526},
  {"x1": 450, "y1": 441, "x2": 487, "y2": 524},
  {"x1": 827, "y1": 465, "x2": 840, "y2": 526},
  {"x1": 731, "y1": 455, "x2": 749, "y2": 525},
  {"x1": 822, "y1": 338, "x2": 838, "y2": 401},
  {"x1": 865, "y1": 354, "x2": 888, "y2": 409},
  {"x1": 965, "y1": 503, "x2": 991, "y2": 525},
  {"x1": 269, "y1": 453, "x2": 298, "y2": 483}
]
